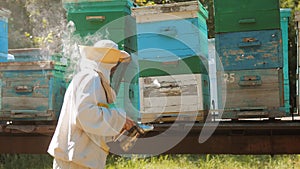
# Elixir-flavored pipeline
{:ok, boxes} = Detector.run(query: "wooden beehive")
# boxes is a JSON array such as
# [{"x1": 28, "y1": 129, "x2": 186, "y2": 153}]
[
  {"x1": 0, "y1": 61, "x2": 66, "y2": 121},
  {"x1": 64, "y1": 0, "x2": 137, "y2": 52},
  {"x1": 132, "y1": 1, "x2": 209, "y2": 59},
  {"x1": 139, "y1": 74, "x2": 210, "y2": 123},
  {"x1": 214, "y1": 0, "x2": 280, "y2": 33},
  {"x1": 218, "y1": 68, "x2": 286, "y2": 119},
  {"x1": 215, "y1": 29, "x2": 283, "y2": 71}
]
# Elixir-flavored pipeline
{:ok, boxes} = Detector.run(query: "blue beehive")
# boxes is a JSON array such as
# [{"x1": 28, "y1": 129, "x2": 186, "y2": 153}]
[
  {"x1": 0, "y1": 8, "x2": 11, "y2": 62},
  {"x1": 215, "y1": 29, "x2": 283, "y2": 71},
  {"x1": 132, "y1": 1, "x2": 209, "y2": 60}
]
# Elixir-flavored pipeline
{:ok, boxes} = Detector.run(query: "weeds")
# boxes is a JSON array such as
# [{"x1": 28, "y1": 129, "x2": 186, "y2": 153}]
[{"x1": 0, "y1": 154, "x2": 299, "y2": 169}]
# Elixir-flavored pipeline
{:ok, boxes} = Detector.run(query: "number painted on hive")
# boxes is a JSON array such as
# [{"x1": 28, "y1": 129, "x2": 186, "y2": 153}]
[{"x1": 224, "y1": 73, "x2": 235, "y2": 83}]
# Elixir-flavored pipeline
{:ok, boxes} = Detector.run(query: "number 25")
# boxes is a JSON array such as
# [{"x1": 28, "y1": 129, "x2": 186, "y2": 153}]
[{"x1": 224, "y1": 73, "x2": 235, "y2": 83}]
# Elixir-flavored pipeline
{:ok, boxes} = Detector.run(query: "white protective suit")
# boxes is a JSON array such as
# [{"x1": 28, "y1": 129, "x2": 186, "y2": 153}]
[{"x1": 48, "y1": 40, "x2": 130, "y2": 169}]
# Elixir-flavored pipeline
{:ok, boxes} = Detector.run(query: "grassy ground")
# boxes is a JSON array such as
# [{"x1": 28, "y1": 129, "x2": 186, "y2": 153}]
[{"x1": 0, "y1": 154, "x2": 300, "y2": 169}]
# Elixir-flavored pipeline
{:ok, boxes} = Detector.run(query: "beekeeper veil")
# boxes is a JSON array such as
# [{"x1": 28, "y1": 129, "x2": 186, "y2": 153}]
[{"x1": 79, "y1": 40, "x2": 131, "y2": 92}]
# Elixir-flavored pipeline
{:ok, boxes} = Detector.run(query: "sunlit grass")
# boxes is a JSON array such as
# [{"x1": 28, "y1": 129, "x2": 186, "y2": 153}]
[{"x1": 0, "y1": 154, "x2": 300, "y2": 169}]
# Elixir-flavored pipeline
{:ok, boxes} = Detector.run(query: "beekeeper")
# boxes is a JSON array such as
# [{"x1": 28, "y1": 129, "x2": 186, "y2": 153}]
[{"x1": 48, "y1": 40, "x2": 135, "y2": 169}]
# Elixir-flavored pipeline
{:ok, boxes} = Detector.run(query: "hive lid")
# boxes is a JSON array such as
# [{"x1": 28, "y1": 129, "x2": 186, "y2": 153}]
[
  {"x1": 280, "y1": 8, "x2": 291, "y2": 18},
  {"x1": 132, "y1": 1, "x2": 208, "y2": 23}
]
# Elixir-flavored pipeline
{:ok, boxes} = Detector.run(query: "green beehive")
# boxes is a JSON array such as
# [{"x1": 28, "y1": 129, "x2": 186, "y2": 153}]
[
  {"x1": 64, "y1": 0, "x2": 137, "y2": 52},
  {"x1": 139, "y1": 56, "x2": 208, "y2": 77},
  {"x1": 214, "y1": 0, "x2": 280, "y2": 33}
]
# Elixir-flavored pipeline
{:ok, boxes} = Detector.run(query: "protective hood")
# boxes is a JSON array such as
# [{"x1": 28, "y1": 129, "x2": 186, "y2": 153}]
[
  {"x1": 79, "y1": 40, "x2": 131, "y2": 84},
  {"x1": 79, "y1": 40, "x2": 130, "y2": 64}
]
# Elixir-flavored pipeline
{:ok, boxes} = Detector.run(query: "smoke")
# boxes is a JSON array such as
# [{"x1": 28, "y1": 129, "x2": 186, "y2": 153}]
[{"x1": 25, "y1": 0, "x2": 66, "y2": 56}]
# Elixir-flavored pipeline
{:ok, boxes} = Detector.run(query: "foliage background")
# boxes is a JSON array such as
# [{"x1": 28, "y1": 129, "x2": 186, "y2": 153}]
[{"x1": 1, "y1": 0, "x2": 299, "y2": 48}]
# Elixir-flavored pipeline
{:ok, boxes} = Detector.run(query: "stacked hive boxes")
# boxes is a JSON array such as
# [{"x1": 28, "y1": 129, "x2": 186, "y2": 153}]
[
  {"x1": 214, "y1": 0, "x2": 289, "y2": 119},
  {"x1": 132, "y1": 1, "x2": 210, "y2": 123},
  {"x1": 0, "y1": 10, "x2": 66, "y2": 121},
  {"x1": 0, "y1": 8, "x2": 11, "y2": 62},
  {"x1": 63, "y1": 0, "x2": 137, "y2": 53},
  {"x1": 63, "y1": 0, "x2": 139, "y2": 121}
]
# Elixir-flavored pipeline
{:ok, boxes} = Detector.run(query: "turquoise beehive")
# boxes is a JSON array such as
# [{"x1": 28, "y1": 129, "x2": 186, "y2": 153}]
[
  {"x1": 0, "y1": 8, "x2": 11, "y2": 62},
  {"x1": 280, "y1": 8, "x2": 291, "y2": 114}
]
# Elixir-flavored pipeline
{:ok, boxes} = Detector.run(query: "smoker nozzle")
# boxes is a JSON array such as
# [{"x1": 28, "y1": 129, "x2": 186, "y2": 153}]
[{"x1": 113, "y1": 124, "x2": 154, "y2": 152}]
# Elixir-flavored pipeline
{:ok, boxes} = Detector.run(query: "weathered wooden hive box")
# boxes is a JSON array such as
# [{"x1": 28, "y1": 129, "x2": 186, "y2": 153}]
[
  {"x1": 133, "y1": 54, "x2": 210, "y2": 123},
  {"x1": 214, "y1": 0, "x2": 280, "y2": 33},
  {"x1": 8, "y1": 48, "x2": 70, "y2": 86},
  {"x1": 0, "y1": 60, "x2": 66, "y2": 121},
  {"x1": 63, "y1": 0, "x2": 137, "y2": 53},
  {"x1": 215, "y1": 29, "x2": 283, "y2": 71},
  {"x1": 0, "y1": 8, "x2": 11, "y2": 62},
  {"x1": 132, "y1": 0, "x2": 209, "y2": 59},
  {"x1": 219, "y1": 69, "x2": 285, "y2": 118},
  {"x1": 139, "y1": 74, "x2": 210, "y2": 123},
  {"x1": 214, "y1": 0, "x2": 289, "y2": 119}
]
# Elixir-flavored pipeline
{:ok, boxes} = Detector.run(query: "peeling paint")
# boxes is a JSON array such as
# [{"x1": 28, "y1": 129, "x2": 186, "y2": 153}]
[
  {"x1": 216, "y1": 29, "x2": 282, "y2": 70},
  {"x1": 245, "y1": 55, "x2": 255, "y2": 59}
]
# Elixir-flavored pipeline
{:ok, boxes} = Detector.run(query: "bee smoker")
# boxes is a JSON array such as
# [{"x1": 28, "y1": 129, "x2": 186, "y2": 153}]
[{"x1": 114, "y1": 124, "x2": 153, "y2": 152}]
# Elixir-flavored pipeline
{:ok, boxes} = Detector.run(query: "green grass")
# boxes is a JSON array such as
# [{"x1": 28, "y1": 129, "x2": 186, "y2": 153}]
[{"x1": 0, "y1": 154, "x2": 300, "y2": 169}]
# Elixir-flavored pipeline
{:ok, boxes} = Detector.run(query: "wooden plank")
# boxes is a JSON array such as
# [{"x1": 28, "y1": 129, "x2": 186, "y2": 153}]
[
  {"x1": 8, "y1": 48, "x2": 41, "y2": 54},
  {"x1": 142, "y1": 74, "x2": 199, "y2": 86},
  {"x1": 143, "y1": 82, "x2": 198, "y2": 97},
  {"x1": 2, "y1": 80, "x2": 49, "y2": 98},
  {"x1": 2, "y1": 125, "x2": 56, "y2": 134},
  {"x1": 225, "y1": 89, "x2": 280, "y2": 108},
  {"x1": 143, "y1": 104, "x2": 201, "y2": 114},
  {"x1": 1, "y1": 97, "x2": 48, "y2": 111},
  {"x1": 10, "y1": 110, "x2": 53, "y2": 119},
  {"x1": 0, "y1": 61, "x2": 54, "y2": 71},
  {"x1": 140, "y1": 110, "x2": 207, "y2": 123},
  {"x1": 143, "y1": 95, "x2": 205, "y2": 112},
  {"x1": 8, "y1": 48, "x2": 47, "y2": 62},
  {"x1": 134, "y1": 11, "x2": 198, "y2": 23}
]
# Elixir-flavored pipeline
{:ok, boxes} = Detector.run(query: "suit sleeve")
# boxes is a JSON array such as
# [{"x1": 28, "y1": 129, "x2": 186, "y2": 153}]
[{"x1": 75, "y1": 73, "x2": 126, "y2": 136}]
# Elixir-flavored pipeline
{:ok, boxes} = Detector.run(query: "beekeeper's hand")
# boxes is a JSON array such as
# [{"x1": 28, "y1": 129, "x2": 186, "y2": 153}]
[{"x1": 123, "y1": 117, "x2": 135, "y2": 131}]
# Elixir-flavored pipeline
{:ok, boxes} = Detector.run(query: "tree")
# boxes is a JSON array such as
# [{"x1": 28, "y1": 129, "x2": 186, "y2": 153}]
[
  {"x1": 0, "y1": 0, "x2": 65, "y2": 51},
  {"x1": 0, "y1": 0, "x2": 33, "y2": 48},
  {"x1": 24, "y1": 0, "x2": 66, "y2": 53}
]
